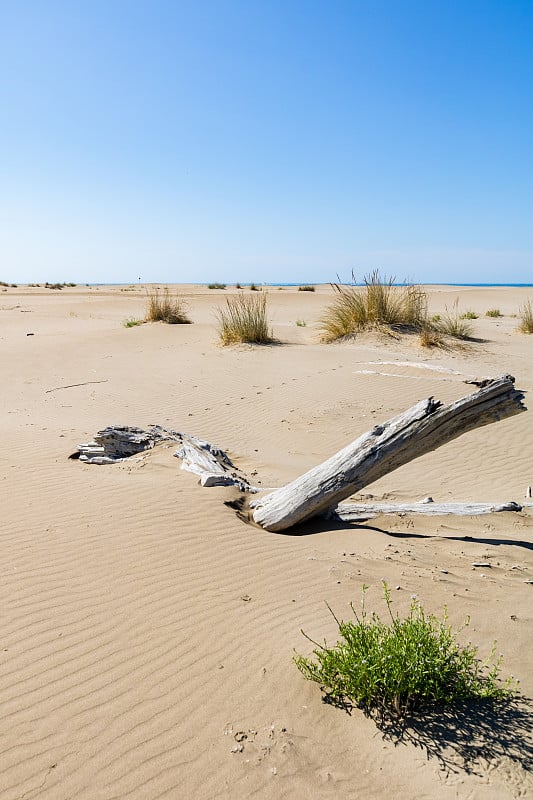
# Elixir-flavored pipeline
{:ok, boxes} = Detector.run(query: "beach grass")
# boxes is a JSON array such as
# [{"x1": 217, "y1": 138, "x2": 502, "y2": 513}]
[
  {"x1": 208, "y1": 283, "x2": 226, "y2": 289},
  {"x1": 295, "y1": 584, "x2": 515, "y2": 718},
  {"x1": 419, "y1": 324, "x2": 445, "y2": 348},
  {"x1": 486, "y1": 308, "x2": 503, "y2": 318},
  {"x1": 437, "y1": 301, "x2": 474, "y2": 339},
  {"x1": 298, "y1": 285, "x2": 315, "y2": 292},
  {"x1": 145, "y1": 287, "x2": 191, "y2": 324},
  {"x1": 518, "y1": 299, "x2": 533, "y2": 333},
  {"x1": 460, "y1": 310, "x2": 478, "y2": 319},
  {"x1": 216, "y1": 292, "x2": 274, "y2": 344},
  {"x1": 319, "y1": 271, "x2": 428, "y2": 341}
]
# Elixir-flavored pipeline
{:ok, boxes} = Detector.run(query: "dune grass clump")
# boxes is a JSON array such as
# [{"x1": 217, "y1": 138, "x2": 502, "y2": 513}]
[
  {"x1": 319, "y1": 271, "x2": 428, "y2": 341},
  {"x1": 250, "y1": 283, "x2": 261, "y2": 291},
  {"x1": 216, "y1": 292, "x2": 274, "y2": 345},
  {"x1": 145, "y1": 287, "x2": 191, "y2": 324},
  {"x1": 298, "y1": 285, "x2": 315, "y2": 292},
  {"x1": 44, "y1": 281, "x2": 76, "y2": 290},
  {"x1": 295, "y1": 584, "x2": 515, "y2": 718},
  {"x1": 419, "y1": 324, "x2": 445, "y2": 349},
  {"x1": 518, "y1": 299, "x2": 533, "y2": 333},
  {"x1": 208, "y1": 282, "x2": 226, "y2": 289},
  {"x1": 460, "y1": 310, "x2": 478, "y2": 319},
  {"x1": 486, "y1": 308, "x2": 502, "y2": 318},
  {"x1": 436, "y1": 300, "x2": 473, "y2": 340},
  {"x1": 296, "y1": 319, "x2": 307, "y2": 327}
]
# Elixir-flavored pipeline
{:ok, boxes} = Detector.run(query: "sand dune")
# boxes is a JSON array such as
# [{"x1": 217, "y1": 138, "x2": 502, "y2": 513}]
[{"x1": 0, "y1": 284, "x2": 531, "y2": 799}]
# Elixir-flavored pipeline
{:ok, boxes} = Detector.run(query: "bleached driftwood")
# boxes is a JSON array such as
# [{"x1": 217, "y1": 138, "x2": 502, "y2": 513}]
[
  {"x1": 333, "y1": 500, "x2": 522, "y2": 521},
  {"x1": 77, "y1": 425, "x2": 257, "y2": 491},
  {"x1": 173, "y1": 432, "x2": 258, "y2": 491},
  {"x1": 251, "y1": 375, "x2": 526, "y2": 532}
]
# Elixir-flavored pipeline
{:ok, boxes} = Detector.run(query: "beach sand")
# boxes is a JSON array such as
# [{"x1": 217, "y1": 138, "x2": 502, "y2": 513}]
[{"x1": 1, "y1": 283, "x2": 532, "y2": 799}]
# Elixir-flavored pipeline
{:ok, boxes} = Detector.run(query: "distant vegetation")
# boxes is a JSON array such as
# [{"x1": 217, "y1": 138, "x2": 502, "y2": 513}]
[
  {"x1": 145, "y1": 287, "x2": 191, "y2": 324},
  {"x1": 208, "y1": 283, "x2": 226, "y2": 289},
  {"x1": 486, "y1": 308, "x2": 502, "y2": 318},
  {"x1": 45, "y1": 282, "x2": 77, "y2": 290},
  {"x1": 216, "y1": 292, "x2": 274, "y2": 345},
  {"x1": 0, "y1": 281, "x2": 18, "y2": 287},
  {"x1": 518, "y1": 299, "x2": 533, "y2": 333},
  {"x1": 460, "y1": 310, "x2": 478, "y2": 319},
  {"x1": 295, "y1": 584, "x2": 516, "y2": 718},
  {"x1": 298, "y1": 285, "x2": 315, "y2": 292},
  {"x1": 249, "y1": 283, "x2": 261, "y2": 291}
]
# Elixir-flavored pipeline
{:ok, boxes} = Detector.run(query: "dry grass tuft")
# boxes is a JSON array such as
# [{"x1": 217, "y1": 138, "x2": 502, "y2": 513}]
[
  {"x1": 216, "y1": 292, "x2": 274, "y2": 345},
  {"x1": 145, "y1": 287, "x2": 191, "y2": 324},
  {"x1": 419, "y1": 325, "x2": 445, "y2": 348},
  {"x1": 319, "y1": 271, "x2": 428, "y2": 341},
  {"x1": 518, "y1": 299, "x2": 533, "y2": 333},
  {"x1": 298, "y1": 285, "x2": 315, "y2": 292},
  {"x1": 437, "y1": 300, "x2": 473, "y2": 339}
]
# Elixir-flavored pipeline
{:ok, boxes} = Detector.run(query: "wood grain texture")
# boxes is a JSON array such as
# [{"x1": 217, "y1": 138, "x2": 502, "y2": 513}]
[{"x1": 251, "y1": 375, "x2": 526, "y2": 531}]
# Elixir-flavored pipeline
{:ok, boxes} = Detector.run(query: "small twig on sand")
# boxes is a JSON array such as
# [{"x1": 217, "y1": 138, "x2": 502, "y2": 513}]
[{"x1": 45, "y1": 380, "x2": 108, "y2": 393}]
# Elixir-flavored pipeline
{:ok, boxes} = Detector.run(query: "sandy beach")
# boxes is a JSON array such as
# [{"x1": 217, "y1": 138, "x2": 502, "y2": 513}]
[{"x1": 1, "y1": 283, "x2": 532, "y2": 799}]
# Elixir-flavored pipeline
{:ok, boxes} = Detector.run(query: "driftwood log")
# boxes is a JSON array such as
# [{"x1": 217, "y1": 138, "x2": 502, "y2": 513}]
[
  {"x1": 77, "y1": 425, "x2": 258, "y2": 491},
  {"x1": 251, "y1": 375, "x2": 526, "y2": 531},
  {"x1": 75, "y1": 375, "x2": 527, "y2": 531},
  {"x1": 334, "y1": 500, "x2": 523, "y2": 521}
]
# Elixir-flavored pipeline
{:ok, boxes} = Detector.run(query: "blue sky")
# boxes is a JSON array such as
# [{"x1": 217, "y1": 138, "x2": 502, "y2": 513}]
[{"x1": 1, "y1": 1, "x2": 532, "y2": 284}]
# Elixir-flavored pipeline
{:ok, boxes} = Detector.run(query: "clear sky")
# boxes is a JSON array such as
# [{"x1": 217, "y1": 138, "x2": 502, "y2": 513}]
[{"x1": 1, "y1": 1, "x2": 532, "y2": 284}]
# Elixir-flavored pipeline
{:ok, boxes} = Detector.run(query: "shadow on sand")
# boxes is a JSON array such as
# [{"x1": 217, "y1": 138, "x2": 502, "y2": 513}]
[{"x1": 326, "y1": 694, "x2": 533, "y2": 776}]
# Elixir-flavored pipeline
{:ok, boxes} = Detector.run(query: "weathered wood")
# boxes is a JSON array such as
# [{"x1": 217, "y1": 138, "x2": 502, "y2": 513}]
[
  {"x1": 77, "y1": 425, "x2": 258, "y2": 491},
  {"x1": 333, "y1": 500, "x2": 522, "y2": 521},
  {"x1": 173, "y1": 432, "x2": 258, "y2": 491},
  {"x1": 251, "y1": 375, "x2": 526, "y2": 531}
]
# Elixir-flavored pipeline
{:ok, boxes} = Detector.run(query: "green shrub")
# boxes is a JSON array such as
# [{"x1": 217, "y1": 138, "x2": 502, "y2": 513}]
[
  {"x1": 460, "y1": 310, "x2": 478, "y2": 319},
  {"x1": 298, "y1": 285, "x2": 315, "y2": 292},
  {"x1": 216, "y1": 292, "x2": 274, "y2": 344},
  {"x1": 319, "y1": 271, "x2": 428, "y2": 341},
  {"x1": 145, "y1": 287, "x2": 191, "y2": 324},
  {"x1": 518, "y1": 299, "x2": 533, "y2": 333},
  {"x1": 296, "y1": 319, "x2": 307, "y2": 327},
  {"x1": 486, "y1": 308, "x2": 502, "y2": 318},
  {"x1": 250, "y1": 283, "x2": 261, "y2": 291},
  {"x1": 295, "y1": 584, "x2": 515, "y2": 718},
  {"x1": 208, "y1": 282, "x2": 226, "y2": 289},
  {"x1": 123, "y1": 317, "x2": 143, "y2": 328}
]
